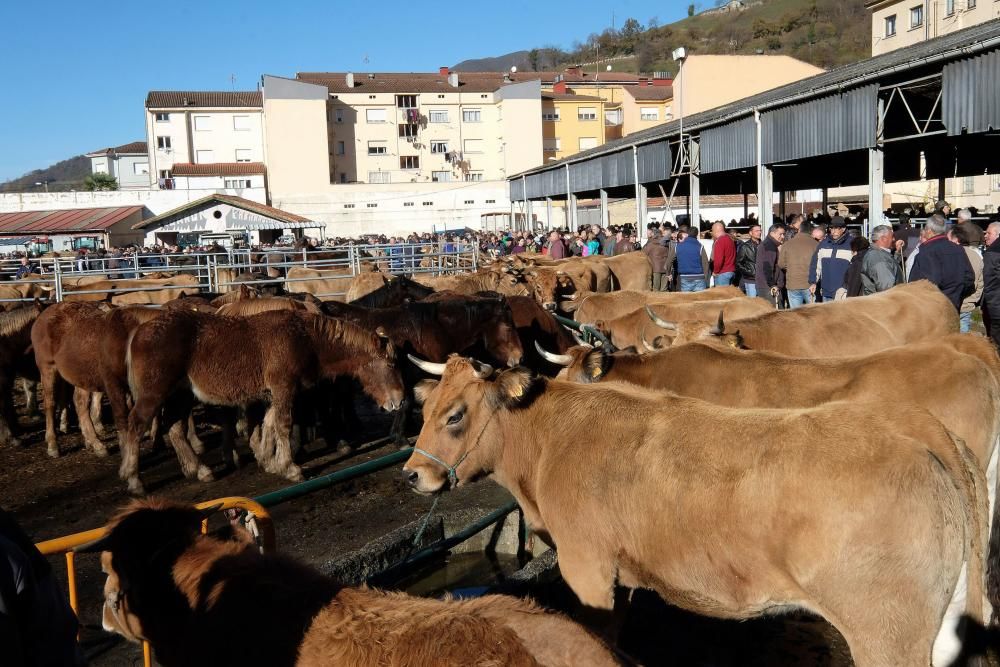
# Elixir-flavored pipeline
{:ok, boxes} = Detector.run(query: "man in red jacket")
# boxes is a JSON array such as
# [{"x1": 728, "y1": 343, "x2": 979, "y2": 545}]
[{"x1": 710, "y1": 222, "x2": 737, "y2": 286}]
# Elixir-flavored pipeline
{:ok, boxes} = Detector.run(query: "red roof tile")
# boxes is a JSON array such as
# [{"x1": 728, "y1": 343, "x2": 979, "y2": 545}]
[
  {"x1": 0, "y1": 207, "x2": 144, "y2": 234},
  {"x1": 145, "y1": 91, "x2": 262, "y2": 108},
  {"x1": 171, "y1": 162, "x2": 266, "y2": 176},
  {"x1": 86, "y1": 141, "x2": 148, "y2": 157}
]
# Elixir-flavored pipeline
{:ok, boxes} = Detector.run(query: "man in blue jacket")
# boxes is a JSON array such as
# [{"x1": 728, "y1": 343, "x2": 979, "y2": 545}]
[
  {"x1": 674, "y1": 226, "x2": 710, "y2": 292},
  {"x1": 808, "y1": 216, "x2": 853, "y2": 302},
  {"x1": 909, "y1": 213, "x2": 974, "y2": 312}
]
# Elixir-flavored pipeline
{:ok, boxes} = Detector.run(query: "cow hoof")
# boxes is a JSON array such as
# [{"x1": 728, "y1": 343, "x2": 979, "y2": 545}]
[
  {"x1": 284, "y1": 465, "x2": 304, "y2": 482},
  {"x1": 91, "y1": 445, "x2": 109, "y2": 458},
  {"x1": 126, "y1": 479, "x2": 146, "y2": 496},
  {"x1": 47, "y1": 446, "x2": 60, "y2": 459},
  {"x1": 196, "y1": 465, "x2": 215, "y2": 482}
]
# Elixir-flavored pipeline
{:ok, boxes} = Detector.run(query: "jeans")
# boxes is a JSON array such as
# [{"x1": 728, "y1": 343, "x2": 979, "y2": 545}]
[
  {"x1": 742, "y1": 281, "x2": 757, "y2": 298},
  {"x1": 787, "y1": 288, "x2": 811, "y2": 309},
  {"x1": 680, "y1": 276, "x2": 707, "y2": 292},
  {"x1": 960, "y1": 311, "x2": 971, "y2": 333},
  {"x1": 714, "y1": 272, "x2": 735, "y2": 287}
]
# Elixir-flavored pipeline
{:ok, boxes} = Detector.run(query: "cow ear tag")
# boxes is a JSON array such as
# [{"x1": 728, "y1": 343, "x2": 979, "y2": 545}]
[{"x1": 591, "y1": 367, "x2": 602, "y2": 378}]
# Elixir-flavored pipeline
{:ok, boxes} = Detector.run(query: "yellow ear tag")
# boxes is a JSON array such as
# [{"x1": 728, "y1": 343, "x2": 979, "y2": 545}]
[
  {"x1": 510, "y1": 385, "x2": 524, "y2": 398},
  {"x1": 591, "y1": 367, "x2": 602, "y2": 378}
]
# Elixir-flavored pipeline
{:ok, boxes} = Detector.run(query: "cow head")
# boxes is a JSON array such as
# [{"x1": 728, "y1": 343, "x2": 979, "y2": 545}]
[
  {"x1": 75, "y1": 499, "x2": 221, "y2": 644},
  {"x1": 524, "y1": 269, "x2": 575, "y2": 312},
  {"x1": 403, "y1": 356, "x2": 536, "y2": 494},
  {"x1": 355, "y1": 327, "x2": 406, "y2": 412},
  {"x1": 474, "y1": 298, "x2": 524, "y2": 367},
  {"x1": 645, "y1": 308, "x2": 745, "y2": 349}
]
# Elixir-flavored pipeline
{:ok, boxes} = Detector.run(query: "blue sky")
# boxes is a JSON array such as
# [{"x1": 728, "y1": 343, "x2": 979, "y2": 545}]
[{"x1": 0, "y1": 0, "x2": 686, "y2": 182}]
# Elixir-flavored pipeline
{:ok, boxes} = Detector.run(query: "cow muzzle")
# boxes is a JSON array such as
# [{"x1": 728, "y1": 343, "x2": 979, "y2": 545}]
[
  {"x1": 542, "y1": 302, "x2": 557, "y2": 311},
  {"x1": 402, "y1": 465, "x2": 446, "y2": 495}
]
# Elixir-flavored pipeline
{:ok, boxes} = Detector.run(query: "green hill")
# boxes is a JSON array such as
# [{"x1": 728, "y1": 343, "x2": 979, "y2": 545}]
[
  {"x1": 0, "y1": 155, "x2": 91, "y2": 193},
  {"x1": 454, "y1": 0, "x2": 870, "y2": 76}
]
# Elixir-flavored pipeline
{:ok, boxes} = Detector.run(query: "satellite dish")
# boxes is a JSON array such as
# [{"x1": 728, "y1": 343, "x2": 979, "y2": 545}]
[
  {"x1": 606, "y1": 65, "x2": 612, "y2": 71},
  {"x1": 511, "y1": 66, "x2": 517, "y2": 73}
]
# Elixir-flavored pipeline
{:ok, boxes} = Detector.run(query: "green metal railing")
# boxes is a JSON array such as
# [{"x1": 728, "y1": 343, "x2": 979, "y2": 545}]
[{"x1": 553, "y1": 314, "x2": 613, "y2": 348}]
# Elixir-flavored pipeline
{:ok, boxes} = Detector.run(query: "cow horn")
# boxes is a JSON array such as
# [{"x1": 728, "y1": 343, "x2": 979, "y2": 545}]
[
  {"x1": 534, "y1": 340, "x2": 573, "y2": 366},
  {"x1": 468, "y1": 359, "x2": 494, "y2": 378},
  {"x1": 709, "y1": 311, "x2": 726, "y2": 336},
  {"x1": 645, "y1": 306, "x2": 677, "y2": 331},
  {"x1": 640, "y1": 331, "x2": 659, "y2": 352},
  {"x1": 74, "y1": 531, "x2": 113, "y2": 553},
  {"x1": 407, "y1": 354, "x2": 447, "y2": 376}
]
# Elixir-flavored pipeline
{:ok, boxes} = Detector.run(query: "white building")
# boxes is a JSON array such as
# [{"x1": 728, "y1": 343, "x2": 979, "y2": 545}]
[{"x1": 85, "y1": 142, "x2": 149, "y2": 190}]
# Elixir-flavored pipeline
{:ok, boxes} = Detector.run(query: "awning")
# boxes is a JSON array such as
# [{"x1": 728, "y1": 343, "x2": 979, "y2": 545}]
[
  {"x1": 227, "y1": 220, "x2": 318, "y2": 231},
  {"x1": 0, "y1": 237, "x2": 32, "y2": 246}
]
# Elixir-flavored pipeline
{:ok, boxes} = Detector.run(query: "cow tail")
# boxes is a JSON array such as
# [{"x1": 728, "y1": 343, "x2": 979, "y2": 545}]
[
  {"x1": 952, "y1": 433, "x2": 988, "y2": 630},
  {"x1": 125, "y1": 329, "x2": 139, "y2": 401},
  {"x1": 989, "y1": 439, "x2": 1000, "y2": 625}
]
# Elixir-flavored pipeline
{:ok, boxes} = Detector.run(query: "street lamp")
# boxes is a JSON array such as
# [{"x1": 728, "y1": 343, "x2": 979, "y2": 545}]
[
  {"x1": 673, "y1": 47, "x2": 689, "y2": 223},
  {"x1": 34, "y1": 179, "x2": 52, "y2": 193}
]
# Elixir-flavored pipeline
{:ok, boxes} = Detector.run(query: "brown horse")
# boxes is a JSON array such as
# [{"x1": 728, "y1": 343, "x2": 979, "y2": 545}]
[
  {"x1": 0, "y1": 302, "x2": 46, "y2": 446},
  {"x1": 216, "y1": 297, "x2": 321, "y2": 317},
  {"x1": 123, "y1": 310, "x2": 404, "y2": 493}
]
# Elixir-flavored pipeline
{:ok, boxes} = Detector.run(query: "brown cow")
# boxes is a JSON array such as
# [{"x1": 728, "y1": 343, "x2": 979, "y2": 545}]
[
  {"x1": 80, "y1": 498, "x2": 617, "y2": 667},
  {"x1": 403, "y1": 357, "x2": 987, "y2": 667},
  {"x1": 644, "y1": 280, "x2": 956, "y2": 354},
  {"x1": 522, "y1": 265, "x2": 595, "y2": 311},
  {"x1": 412, "y1": 267, "x2": 531, "y2": 297},
  {"x1": 589, "y1": 297, "x2": 772, "y2": 351},
  {"x1": 505, "y1": 255, "x2": 614, "y2": 293},
  {"x1": 54, "y1": 274, "x2": 202, "y2": 303},
  {"x1": 0, "y1": 303, "x2": 45, "y2": 446},
  {"x1": 123, "y1": 310, "x2": 404, "y2": 492},
  {"x1": 0, "y1": 279, "x2": 50, "y2": 311},
  {"x1": 569, "y1": 286, "x2": 745, "y2": 323}
]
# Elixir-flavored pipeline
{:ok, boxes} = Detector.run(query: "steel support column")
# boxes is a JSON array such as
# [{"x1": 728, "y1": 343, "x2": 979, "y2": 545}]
[
  {"x1": 868, "y1": 148, "x2": 884, "y2": 239},
  {"x1": 509, "y1": 201, "x2": 516, "y2": 230},
  {"x1": 779, "y1": 189, "x2": 786, "y2": 221},
  {"x1": 545, "y1": 197, "x2": 553, "y2": 231},
  {"x1": 525, "y1": 199, "x2": 533, "y2": 231},
  {"x1": 938, "y1": 178, "x2": 946, "y2": 204},
  {"x1": 599, "y1": 189, "x2": 609, "y2": 229},
  {"x1": 743, "y1": 192, "x2": 749, "y2": 221},
  {"x1": 633, "y1": 146, "x2": 641, "y2": 228},
  {"x1": 569, "y1": 193, "x2": 579, "y2": 231},
  {"x1": 822, "y1": 187, "x2": 829, "y2": 217},
  {"x1": 758, "y1": 168, "x2": 773, "y2": 225},
  {"x1": 688, "y1": 138, "x2": 700, "y2": 231},
  {"x1": 638, "y1": 185, "x2": 648, "y2": 228}
]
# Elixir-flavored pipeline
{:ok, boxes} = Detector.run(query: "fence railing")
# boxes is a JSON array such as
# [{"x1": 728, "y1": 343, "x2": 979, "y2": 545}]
[{"x1": 0, "y1": 243, "x2": 479, "y2": 305}]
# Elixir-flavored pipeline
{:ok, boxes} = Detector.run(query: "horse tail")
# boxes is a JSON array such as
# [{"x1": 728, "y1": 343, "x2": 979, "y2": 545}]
[{"x1": 125, "y1": 328, "x2": 139, "y2": 401}]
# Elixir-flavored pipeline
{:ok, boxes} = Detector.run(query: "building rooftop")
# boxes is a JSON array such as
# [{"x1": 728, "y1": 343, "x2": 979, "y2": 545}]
[
  {"x1": 171, "y1": 162, "x2": 266, "y2": 177},
  {"x1": 297, "y1": 72, "x2": 511, "y2": 94},
  {"x1": 624, "y1": 85, "x2": 673, "y2": 101},
  {"x1": 145, "y1": 91, "x2": 263, "y2": 108},
  {"x1": 541, "y1": 93, "x2": 606, "y2": 102},
  {"x1": 133, "y1": 195, "x2": 309, "y2": 230},
  {"x1": 0, "y1": 207, "x2": 144, "y2": 235},
  {"x1": 85, "y1": 141, "x2": 148, "y2": 157}
]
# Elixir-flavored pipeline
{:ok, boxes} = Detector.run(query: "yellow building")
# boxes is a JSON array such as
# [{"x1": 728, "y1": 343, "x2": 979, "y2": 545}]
[
  {"x1": 541, "y1": 90, "x2": 609, "y2": 161},
  {"x1": 867, "y1": 0, "x2": 999, "y2": 56},
  {"x1": 622, "y1": 82, "x2": 674, "y2": 136}
]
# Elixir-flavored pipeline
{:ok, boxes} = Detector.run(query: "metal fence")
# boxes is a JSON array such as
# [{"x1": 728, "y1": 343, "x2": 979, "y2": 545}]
[{"x1": 0, "y1": 243, "x2": 479, "y2": 306}]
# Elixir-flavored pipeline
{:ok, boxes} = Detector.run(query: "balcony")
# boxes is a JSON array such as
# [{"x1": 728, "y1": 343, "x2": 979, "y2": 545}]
[{"x1": 158, "y1": 178, "x2": 175, "y2": 190}]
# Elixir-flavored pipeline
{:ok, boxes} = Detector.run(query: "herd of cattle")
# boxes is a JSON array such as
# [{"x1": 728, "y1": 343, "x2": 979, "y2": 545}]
[{"x1": 3, "y1": 248, "x2": 996, "y2": 666}]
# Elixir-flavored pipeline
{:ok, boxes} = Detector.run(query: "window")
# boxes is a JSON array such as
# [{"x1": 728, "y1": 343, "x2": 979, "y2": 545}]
[
  {"x1": 543, "y1": 138, "x2": 561, "y2": 151},
  {"x1": 945, "y1": 0, "x2": 954, "y2": 15},
  {"x1": 404, "y1": 201, "x2": 414, "y2": 207},
  {"x1": 335, "y1": 108, "x2": 344, "y2": 123},
  {"x1": 963, "y1": 176, "x2": 975, "y2": 194},
  {"x1": 367, "y1": 203, "x2": 378, "y2": 208},
  {"x1": 158, "y1": 169, "x2": 172, "y2": 179},
  {"x1": 429, "y1": 110, "x2": 449, "y2": 123},
  {"x1": 93, "y1": 163, "x2": 108, "y2": 174},
  {"x1": 344, "y1": 203, "x2": 355, "y2": 208},
  {"x1": 193, "y1": 115, "x2": 211, "y2": 131},
  {"x1": 969, "y1": 0, "x2": 977, "y2": 8},
  {"x1": 366, "y1": 108, "x2": 387, "y2": 123},
  {"x1": 368, "y1": 141, "x2": 387, "y2": 156},
  {"x1": 464, "y1": 200, "x2": 474, "y2": 205},
  {"x1": 195, "y1": 150, "x2": 214, "y2": 163},
  {"x1": 133, "y1": 162, "x2": 149, "y2": 175},
  {"x1": 462, "y1": 109, "x2": 481, "y2": 123},
  {"x1": 398, "y1": 124, "x2": 418, "y2": 138},
  {"x1": 480, "y1": 94, "x2": 488, "y2": 99},
  {"x1": 235, "y1": 149, "x2": 252, "y2": 162},
  {"x1": 156, "y1": 136, "x2": 171, "y2": 150},
  {"x1": 430, "y1": 141, "x2": 449, "y2": 154},
  {"x1": 485, "y1": 198, "x2": 495, "y2": 203},
  {"x1": 224, "y1": 178, "x2": 252, "y2": 188},
  {"x1": 605, "y1": 109, "x2": 623, "y2": 125},
  {"x1": 369, "y1": 95, "x2": 376, "y2": 100},
  {"x1": 640, "y1": 107, "x2": 659, "y2": 121},
  {"x1": 438, "y1": 94, "x2": 445, "y2": 99},
  {"x1": 422, "y1": 201, "x2": 433, "y2": 206},
  {"x1": 155, "y1": 112, "x2": 169, "y2": 122},
  {"x1": 396, "y1": 94, "x2": 417, "y2": 108},
  {"x1": 885, "y1": 14, "x2": 897, "y2": 36},
  {"x1": 233, "y1": 115, "x2": 251, "y2": 131},
  {"x1": 368, "y1": 171, "x2": 390, "y2": 184},
  {"x1": 465, "y1": 173, "x2": 484, "y2": 182},
  {"x1": 910, "y1": 6, "x2": 923, "y2": 27},
  {"x1": 432, "y1": 171, "x2": 451, "y2": 182},
  {"x1": 992, "y1": 174, "x2": 1000, "y2": 191},
  {"x1": 579, "y1": 137, "x2": 598, "y2": 150},
  {"x1": 400, "y1": 156, "x2": 420, "y2": 169},
  {"x1": 336, "y1": 141, "x2": 345, "y2": 156},
  {"x1": 463, "y1": 139, "x2": 483, "y2": 154},
  {"x1": 542, "y1": 109, "x2": 561, "y2": 121},
  {"x1": 578, "y1": 107, "x2": 597, "y2": 120}
]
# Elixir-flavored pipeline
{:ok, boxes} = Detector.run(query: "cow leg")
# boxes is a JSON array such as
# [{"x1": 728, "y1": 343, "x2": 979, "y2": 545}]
[
  {"x1": 390, "y1": 399, "x2": 411, "y2": 449},
  {"x1": 122, "y1": 398, "x2": 161, "y2": 496},
  {"x1": 73, "y1": 388, "x2": 108, "y2": 458},
  {"x1": 187, "y1": 413, "x2": 205, "y2": 455},
  {"x1": 103, "y1": 376, "x2": 130, "y2": 453},
  {"x1": 554, "y1": 546, "x2": 616, "y2": 612},
  {"x1": 39, "y1": 367, "x2": 63, "y2": 457},
  {"x1": 147, "y1": 414, "x2": 166, "y2": 451},
  {"x1": 89, "y1": 391, "x2": 105, "y2": 437},
  {"x1": 0, "y1": 376, "x2": 21, "y2": 448},
  {"x1": 22, "y1": 377, "x2": 39, "y2": 417}
]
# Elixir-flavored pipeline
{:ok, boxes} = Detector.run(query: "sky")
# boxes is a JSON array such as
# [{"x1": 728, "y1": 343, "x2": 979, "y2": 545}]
[{"x1": 0, "y1": 0, "x2": 688, "y2": 182}]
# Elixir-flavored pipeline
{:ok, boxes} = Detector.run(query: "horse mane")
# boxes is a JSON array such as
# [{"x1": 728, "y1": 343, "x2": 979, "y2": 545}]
[
  {"x1": 307, "y1": 313, "x2": 395, "y2": 361},
  {"x1": 218, "y1": 298, "x2": 305, "y2": 317},
  {"x1": 0, "y1": 304, "x2": 41, "y2": 338}
]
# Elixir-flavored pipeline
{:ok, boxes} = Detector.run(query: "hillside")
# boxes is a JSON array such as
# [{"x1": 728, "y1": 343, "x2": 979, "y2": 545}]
[
  {"x1": 453, "y1": 0, "x2": 870, "y2": 76},
  {"x1": 0, "y1": 155, "x2": 91, "y2": 193}
]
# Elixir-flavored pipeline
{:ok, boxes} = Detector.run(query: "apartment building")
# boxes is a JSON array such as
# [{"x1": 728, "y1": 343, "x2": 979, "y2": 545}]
[
  {"x1": 541, "y1": 88, "x2": 608, "y2": 161},
  {"x1": 622, "y1": 81, "x2": 674, "y2": 135},
  {"x1": 868, "y1": 0, "x2": 1000, "y2": 55},
  {"x1": 144, "y1": 91, "x2": 265, "y2": 189},
  {"x1": 85, "y1": 142, "x2": 150, "y2": 189},
  {"x1": 295, "y1": 69, "x2": 542, "y2": 187}
]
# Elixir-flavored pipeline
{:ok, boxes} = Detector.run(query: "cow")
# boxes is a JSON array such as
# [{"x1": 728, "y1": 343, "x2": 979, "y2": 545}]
[
  {"x1": 402, "y1": 356, "x2": 988, "y2": 667},
  {"x1": 412, "y1": 267, "x2": 531, "y2": 297},
  {"x1": 643, "y1": 280, "x2": 956, "y2": 354},
  {"x1": 55, "y1": 275, "x2": 202, "y2": 304},
  {"x1": 587, "y1": 297, "x2": 772, "y2": 351},
  {"x1": 0, "y1": 280, "x2": 50, "y2": 311},
  {"x1": 123, "y1": 310, "x2": 404, "y2": 492},
  {"x1": 568, "y1": 286, "x2": 745, "y2": 324},
  {"x1": 78, "y1": 498, "x2": 618, "y2": 667},
  {"x1": 505, "y1": 256, "x2": 613, "y2": 293},
  {"x1": 285, "y1": 266, "x2": 365, "y2": 302},
  {"x1": 521, "y1": 265, "x2": 596, "y2": 311}
]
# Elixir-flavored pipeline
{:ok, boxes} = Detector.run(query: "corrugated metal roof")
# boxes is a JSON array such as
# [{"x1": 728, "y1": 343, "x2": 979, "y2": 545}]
[
  {"x1": 701, "y1": 116, "x2": 756, "y2": 174},
  {"x1": 514, "y1": 18, "x2": 1000, "y2": 180},
  {"x1": 943, "y1": 47, "x2": 1000, "y2": 135},
  {"x1": 145, "y1": 91, "x2": 262, "y2": 108},
  {"x1": 133, "y1": 195, "x2": 311, "y2": 230},
  {"x1": 0, "y1": 207, "x2": 144, "y2": 234}
]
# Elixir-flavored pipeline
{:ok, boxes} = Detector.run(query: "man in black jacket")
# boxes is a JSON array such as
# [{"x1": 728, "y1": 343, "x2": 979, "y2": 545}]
[
  {"x1": 737, "y1": 224, "x2": 761, "y2": 297},
  {"x1": 982, "y1": 222, "x2": 1000, "y2": 348},
  {"x1": 909, "y1": 213, "x2": 974, "y2": 313}
]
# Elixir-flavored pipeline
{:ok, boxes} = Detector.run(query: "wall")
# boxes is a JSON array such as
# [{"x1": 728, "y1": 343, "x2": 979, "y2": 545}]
[
  {"x1": 622, "y1": 94, "x2": 672, "y2": 136},
  {"x1": 497, "y1": 80, "x2": 543, "y2": 176},
  {"x1": 145, "y1": 107, "x2": 264, "y2": 179},
  {"x1": 171, "y1": 174, "x2": 266, "y2": 191},
  {"x1": 543, "y1": 98, "x2": 606, "y2": 161},
  {"x1": 262, "y1": 75, "x2": 332, "y2": 198},
  {"x1": 870, "y1": 0, "x2": 1000, "y2": 55},
  {"x1": 116, "y1": 154, "x2": 151, "y2": 189},
  {"x1": 0, "y1": 188, "x2": 266, "y2": 215},
  {"x1": 675, "y1": 55, "x2": 824, "y2": 117}
]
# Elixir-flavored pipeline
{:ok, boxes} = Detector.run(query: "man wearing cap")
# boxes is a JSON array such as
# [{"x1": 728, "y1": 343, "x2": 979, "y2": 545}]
[
  {"x1": 808, "y1": 217, "x2": 853, "y2": 303},
  {"x1": 934, "y1": 200, "x2": 952, "y2": 218},
  {"x1": 910, "y1": 213, "x2": 974, "y2": 313}
]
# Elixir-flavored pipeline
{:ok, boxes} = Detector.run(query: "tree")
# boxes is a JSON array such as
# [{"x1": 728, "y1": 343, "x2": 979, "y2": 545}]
[
  {"x1": 687, "y1": 3, "x2": 696, "y2": 16},
  {"x1": 528, "y1": 49, "x2": 540, "y2": 71},
  {"x1": 621, "y1": 17, "x2": 643, "y2": 39},
  {"x1": 648, "y1": 16, "x2": 660, "y2": 29},
  {"x1": 83, "y1": 173, "x2": 118, "y2": 191}
]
